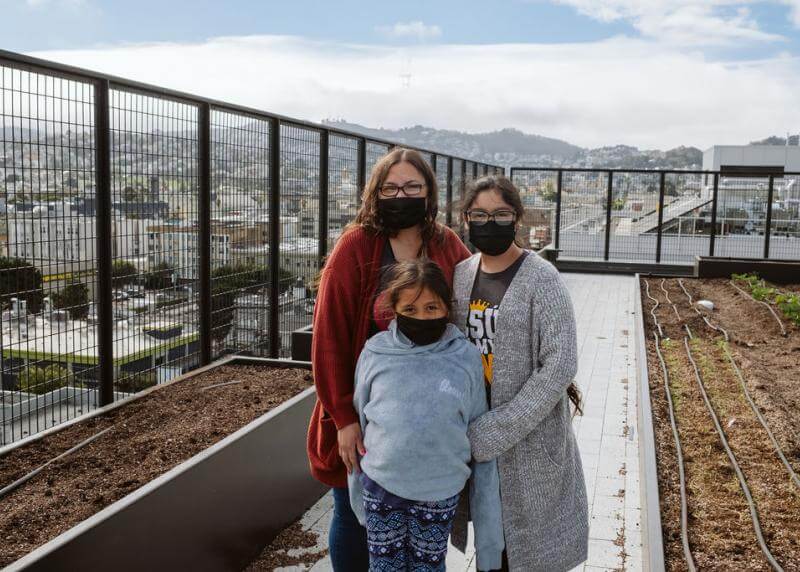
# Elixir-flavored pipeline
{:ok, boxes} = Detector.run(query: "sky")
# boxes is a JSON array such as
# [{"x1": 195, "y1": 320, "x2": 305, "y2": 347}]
[{"x1": 2, "y1": 0, "x2": 800, "y2": 149}]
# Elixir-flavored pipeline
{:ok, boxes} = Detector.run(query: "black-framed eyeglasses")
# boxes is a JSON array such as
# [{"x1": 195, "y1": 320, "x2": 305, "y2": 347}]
[
  {"x1": 379, "y1": 181, "x2": 426, "y2": 198},
  {"x1": 466, "y1": 209, "x2": 516, "y2": 226}
]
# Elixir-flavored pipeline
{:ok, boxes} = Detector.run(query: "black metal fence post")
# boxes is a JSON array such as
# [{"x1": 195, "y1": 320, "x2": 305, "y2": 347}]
[
  {"x1": 764, "y1": 175, "x2": 775, "y2": 259},
  {"x1": 709, "y1": 173, "x2": 719, "y2": 256},
  {"x1": 655, "y1": 171, "x2": 666, "y2": 263},
  {"x1": 198, "y1": 102, "x2": 212, "y2": 366},
  {"x1": 357, "y1": 138, "x2": 366, "y2": 206},
  {"x1": 604, "y1": 171, "x2": 613, "y2": 261},
  {"x1": 446, "y1": 157, "x2": 453, "y2": 226},
  {"x1": 94, "y1": 79, "x2": 114, "y2": 406},
  {"x1": 268, "y1": 119, "x2": 281, "y2": 359},
  {"x1": 319, "y1": 129, "x2": 330, "y2": 258},
  {"x1": 555, "y1": 170, "x2": 563, "y2": 251}
]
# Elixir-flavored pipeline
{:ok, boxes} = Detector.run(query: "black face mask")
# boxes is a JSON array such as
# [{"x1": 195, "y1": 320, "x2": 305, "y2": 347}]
[
  {"x1": 396, "y1": 314, "x2": 448, "y2": 346},
  {"x1": 469, "y1": 221, "x2": 516, "y2": 256},
  {"x1": 378, "y1": 197, "x2": 427, "y2": 231}
]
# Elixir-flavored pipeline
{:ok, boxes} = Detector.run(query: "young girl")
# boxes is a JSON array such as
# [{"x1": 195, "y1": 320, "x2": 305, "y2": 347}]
[
  {"x1": 452, "y1": 175, "x2": 588, "y2": 572},
  {"x1": 348, "y1": 259, "x2": 504, "y2": 572}
]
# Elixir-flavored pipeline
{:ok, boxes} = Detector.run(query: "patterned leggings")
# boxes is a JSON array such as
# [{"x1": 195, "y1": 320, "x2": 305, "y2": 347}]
[{"x1": 362, "y1": 488, "x2": 460, "y2": 572}]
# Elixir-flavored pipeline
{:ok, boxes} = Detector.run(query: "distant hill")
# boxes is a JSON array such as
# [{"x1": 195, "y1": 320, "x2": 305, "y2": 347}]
[
  {"x1": 322, "y1": 120, "x2": 703, "y2": 169},
  {"x1": 750, "y1": 135, "x2": 800, "y2": 146}
]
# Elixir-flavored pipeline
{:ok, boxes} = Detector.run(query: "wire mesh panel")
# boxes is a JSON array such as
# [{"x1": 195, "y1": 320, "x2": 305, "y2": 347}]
[
  {"x1": 607, "y1": 172, "x2": 660, "y2": 262},
  {"x1": 365, "y1": 141, "x2": 389, "y2": 181},
  {"x1": 328, "y1": 134, "x2": 359, "y2": 250},
  {"x1": 209, "y1": 110, "x2": 271, "y2": 358},
  {"x1": 279, "y1": 123, "x2": 319, "y2": 357},
  {"x1": 419, "y1": 151, "x2": 433, "y2": 170},
  {"x1": 658, "y1": 173, "x2": 709, "y2": 263},
  {"x1": 435, "y1": 155, "x2": 448, "y2": 225},
  {"x1": 450, "y1": 158, "x2": 463, "y2": 231},
  {"x1": 769, "y1": 174, "x2": 800, "y2": 258},
  {"x1": 712, "y1": 176, "x2": 770, "y2": 259},
  {"x1": 109, "y1": 89, "x2": 200, "y2": 393},
  {"x1": 511, "y1": 169, "x2": 558, "y2": 250},
  {"x1": 1, "y1": 65, "x2": 100, "y2": 444},
  {"x1": 559, "y1": 171, "x2": 609, "y2": 260}
]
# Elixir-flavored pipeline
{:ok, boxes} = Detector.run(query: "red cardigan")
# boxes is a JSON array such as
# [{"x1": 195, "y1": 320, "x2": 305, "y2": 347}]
[{"x1": 307, "y1": 225, "x2": 471, "y2": 487}]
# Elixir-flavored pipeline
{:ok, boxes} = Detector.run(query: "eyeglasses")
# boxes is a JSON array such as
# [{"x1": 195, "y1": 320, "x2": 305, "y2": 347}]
[
  {"x1": 379, "y1": 181, "x2": 426, "y2": 198},
  {"x1": 466, "y1": 209, "x2": 516, "y2": 226}
]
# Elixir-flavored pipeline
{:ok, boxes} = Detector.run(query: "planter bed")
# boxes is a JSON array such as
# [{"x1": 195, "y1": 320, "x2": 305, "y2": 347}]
[
  {"x1": 0, "y1": 356, "x2": 324, "y2": 571},
  {"x1": 637, "y1": 275, "x2": 800, "y2": 571}
]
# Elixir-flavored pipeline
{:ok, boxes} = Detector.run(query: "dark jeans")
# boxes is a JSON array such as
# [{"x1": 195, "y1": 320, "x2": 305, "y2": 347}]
[
  {"x1": 480, "y1": 550, "x2": 510, "y2": 572},
  {"x1": 329, "y1": 486, "x2": 369, "y2": 572}
]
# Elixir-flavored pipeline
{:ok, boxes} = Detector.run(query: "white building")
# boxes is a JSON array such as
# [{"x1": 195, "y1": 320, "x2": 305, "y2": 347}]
[
  {"x1": 703, "y1": 145, "x2": 800, "y2": 173},
  {"x1": 8, "y1": 210, "x2": 96, "y2": 265},
  {"x1": 147, "y1": 230, "x2": 231, "y2": 281}
]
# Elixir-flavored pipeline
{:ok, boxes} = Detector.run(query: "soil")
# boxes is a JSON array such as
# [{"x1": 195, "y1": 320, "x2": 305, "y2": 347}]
[
  {"x1": 244, "y1": 520, "x2": 327, "y2": 571},
  {"x1": 0, "y1": 364, "x2": 313, "y2": 568},
  {"x1": 641, "y1": 277, "x2": 800, "y2": 572}
]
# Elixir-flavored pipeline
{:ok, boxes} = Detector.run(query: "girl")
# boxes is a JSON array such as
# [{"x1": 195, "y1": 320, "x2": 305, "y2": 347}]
[
  {"x1": 348, "y1": 259, "x2": 504, "y2": 572},
  {"x1": 307, "y1": 148, "x2": 471, "y2": 570},
  {"x1": 451, "y1": 176, "x2": 588, "y2": 572}
]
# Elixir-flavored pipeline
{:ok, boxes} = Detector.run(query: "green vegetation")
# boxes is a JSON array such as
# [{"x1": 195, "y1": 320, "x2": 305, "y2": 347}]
[
  {"x1": 0, "y1": 256, "x2": 44, "y2": 314},
  {"x1": 144, "y1": 262, "x2": 174, "y2": 290},
  {"x1": 18, "y1": 364, "x2": 73, "y2": 394},
  {"x1": 116, "y1": 371, "x2": 158, "y2": 393},
  {"x1": 51, "y1": 282, "x2": 90, "y2": 320},
  {"x1": 111, "y1": 260, "x2": 139, "y2": 289},
  {"x1": 732, "y1": 273, "x2": 800, "y2": 326}
]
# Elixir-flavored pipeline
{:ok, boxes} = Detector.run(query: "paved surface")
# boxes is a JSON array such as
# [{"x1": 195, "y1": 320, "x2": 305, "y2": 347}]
[{"x1": 274, "y1": 273, "x2": 642, "y2": 572}]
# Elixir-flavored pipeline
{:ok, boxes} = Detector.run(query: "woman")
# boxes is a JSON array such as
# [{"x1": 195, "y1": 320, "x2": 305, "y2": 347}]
[
  {"x1": 307, "y1": 148, "x2": 471, "y2": 571},
  {"x1": 451, "y1": 175, "x2": 588, "y2": 572}
]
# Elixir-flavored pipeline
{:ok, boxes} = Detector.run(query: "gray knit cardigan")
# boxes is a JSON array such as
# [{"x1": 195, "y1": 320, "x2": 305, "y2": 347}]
[{"x1": 451, "y1": 252, "x2": 588, "y2": 572}]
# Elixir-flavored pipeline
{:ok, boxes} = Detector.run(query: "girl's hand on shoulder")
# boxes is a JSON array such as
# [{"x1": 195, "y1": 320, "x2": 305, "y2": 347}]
[{"x1": 338, "y1": 422, "x2": 367, "y2": 474}]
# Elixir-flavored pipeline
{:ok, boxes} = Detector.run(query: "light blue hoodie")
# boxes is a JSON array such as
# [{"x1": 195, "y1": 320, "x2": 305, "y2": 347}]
[{"x1": 348, "y1": 320, "x2": 504, "y2": 571}]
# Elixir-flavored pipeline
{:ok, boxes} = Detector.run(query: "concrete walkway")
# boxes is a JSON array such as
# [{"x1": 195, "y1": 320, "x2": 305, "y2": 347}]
[{"x1": 277, "y1": 273, "x2": 643, "y2": 572}]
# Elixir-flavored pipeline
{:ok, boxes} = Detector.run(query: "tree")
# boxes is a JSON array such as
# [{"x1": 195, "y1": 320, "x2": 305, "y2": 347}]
[
  {"x1": 541, "y1": 180, "x2": 556, "y2": 202},
  {"x1": 144, "y1": 262, "x2": 174, "y2": 290},
  {"x1": 665, "y1": 180, "x2": 678, "y2": 197},
  {"x1": 0, "y1": 256, "x2": 44, "y2": 314},
  {"x1": 18, "y1": 364, "x2": 73, "y2": 395},
  {"x1": 111, "y1": 260, "x2": 138, "y2": 289},
  {"x1": 210, "y1": 264, "x2": 294, "y2": 345},
  {"x1": 116, "y1": 370, "x2": 157, "y2": 393},
  {"x1": 51, "y1": 282, "x2": 90, "y2": 320}
]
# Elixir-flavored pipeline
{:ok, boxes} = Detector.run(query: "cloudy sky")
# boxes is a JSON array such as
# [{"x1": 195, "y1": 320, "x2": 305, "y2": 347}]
[{"x1": 3, "y1": 0, "x2": 800, "y2": 149}]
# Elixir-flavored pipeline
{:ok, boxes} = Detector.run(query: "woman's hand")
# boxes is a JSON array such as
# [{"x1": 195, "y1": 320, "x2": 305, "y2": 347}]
[{"x1": 338, "y1": 422, "x2": 367, "y2": 474}]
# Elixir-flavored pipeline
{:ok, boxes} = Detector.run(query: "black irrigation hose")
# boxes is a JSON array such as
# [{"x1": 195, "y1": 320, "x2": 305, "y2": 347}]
[
  {"x1": 652, "y1": 331, "x2": 696, "y2": 572},
  {"x1": 677, "y1": 279, "x2": 730, "y2": 341},
  {"x1": 200, "y1": 380, "x2": 242, "y2": 391},
  {"x1": 660, "y1": 278, "x2": 682, "y2": 321},
  {"x1": 643, "y1": 279, "x2": 663, "y2": 337},
  {"x1": 720, "y1": 343, "x2": 800, "y2": 490},
  {"x1": 677, "y1": 281, "x2": 799, "y2": 487},
  {"x1": 683, "y1": 333, "x2": 784, "y2": 572},
  {"x1": 729, "y1": 280, "x2": 788, "y2": 337},
  {"x1": 0, "y1": 425, "x2": 115, "y2": 501}
]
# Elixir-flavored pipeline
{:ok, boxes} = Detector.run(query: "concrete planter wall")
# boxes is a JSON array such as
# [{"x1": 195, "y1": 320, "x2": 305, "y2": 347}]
[
  {"x1": 3, "y1": 356, "x2": 326, "y2": 572},
  {"x1": 634, "y1": 274, "x2": 667, "y2": 572},
  {"x1": 694, "y1": 256, "x2": 800, "y2": 283}
]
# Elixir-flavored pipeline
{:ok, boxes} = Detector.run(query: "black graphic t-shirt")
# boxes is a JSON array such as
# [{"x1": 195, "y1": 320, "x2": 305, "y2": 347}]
[{"x1": 466, "y1": 251, "x2": 528, "y2": 388}]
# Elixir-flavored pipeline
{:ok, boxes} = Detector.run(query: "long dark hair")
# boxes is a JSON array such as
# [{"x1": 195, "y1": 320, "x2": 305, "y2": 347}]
[
  {"x1": 381, "y1": 259, "x2": 452, "y2": 315},
  {"x1": 462, "y1": 175, "x2": 583, "y2": 416},
  {"x1": 350, "y1": 148, "x2": 443, "y2": 245}
]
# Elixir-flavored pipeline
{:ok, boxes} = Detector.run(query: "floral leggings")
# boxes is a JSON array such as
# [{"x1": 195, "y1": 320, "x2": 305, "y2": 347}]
[{"x1": 362, "y1": 487, "x2": 460, "y2": 572}]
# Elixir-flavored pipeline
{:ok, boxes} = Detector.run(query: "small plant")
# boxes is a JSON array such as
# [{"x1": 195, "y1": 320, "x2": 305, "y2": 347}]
[{"x1": 732, "y1": 272, "x2": 800, "y2": 326}]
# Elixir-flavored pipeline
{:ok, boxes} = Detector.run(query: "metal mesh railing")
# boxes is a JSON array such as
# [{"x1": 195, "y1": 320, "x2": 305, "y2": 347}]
[
  {"x1": 0, "y1": 49, "x2": 503, "y2": 444},
  {"x1": 511, "y1": 167, "x2": 800, "y2": 264}
]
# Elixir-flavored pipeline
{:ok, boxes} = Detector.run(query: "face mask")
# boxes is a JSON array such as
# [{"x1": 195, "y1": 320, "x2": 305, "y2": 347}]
[
  {"x1": 377, "y1": 197, "x2": 427, "y2": 231},
  {"x1": 469, "y1": 221, "x2": 516, "y2": 256},
  {"x1": 396, "y1": 313, "x2": 448, "y2": 346}
]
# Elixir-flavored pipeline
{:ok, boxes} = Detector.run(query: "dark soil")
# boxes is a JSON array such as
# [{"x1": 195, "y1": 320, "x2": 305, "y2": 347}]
[
  {"x1": 642, "y1": 278, "x2": 800, "y2": 572},
  {"x1": 0, "y1": 364, "x2": 312, "y2": 568},
  {"x1": 244, "y1": 520, "x2": 327, "y2": 571}
]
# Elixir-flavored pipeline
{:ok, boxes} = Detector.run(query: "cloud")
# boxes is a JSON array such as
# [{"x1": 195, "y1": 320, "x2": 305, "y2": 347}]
[
  {"x1": 375, "y1": 21, "x2": 442, "y2": 41},
  {"x1": 25, "y1": 0, "x2": 86, "y2": 7},
  {"x1": 26, "y1": 34, "x2": 800, "y2": 150},
  {"x1": 552, "y1": 1, "x2": 786, "y2": 45}
]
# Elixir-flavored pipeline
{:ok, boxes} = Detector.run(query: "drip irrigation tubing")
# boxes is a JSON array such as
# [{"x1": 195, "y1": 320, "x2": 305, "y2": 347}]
[
  {"x1": 677, "y1": 279, "x2": 729, "y2": 341},
  {"x1": 729, "y1": 280, "x2": 787, "y2": 337},
  {"x1": 683, "y1": 331, "x2": 784, "y2": 572},
  {"x1": 0, "y1": 425, "x2": 115, "y2": 501},
  {"x1": 643, "y1": 279, "x2": 663, "y2": 338},
  {"x1": 676, "y1": 279, "x2": 799, "y2": 489},
  {"x1": 660, "y1": 279, "x2": 682, "y2": 321},
  {"x1": 646, "y1": 281, "x2": 696, "y2": 571}
]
